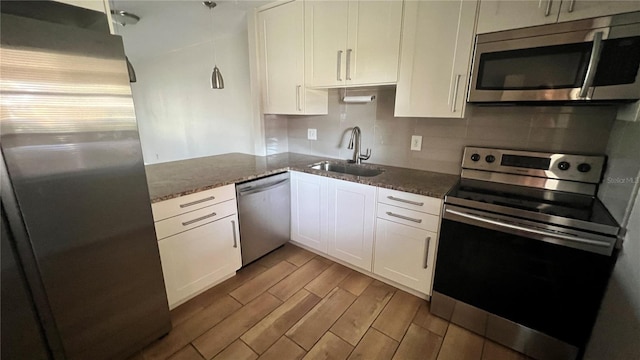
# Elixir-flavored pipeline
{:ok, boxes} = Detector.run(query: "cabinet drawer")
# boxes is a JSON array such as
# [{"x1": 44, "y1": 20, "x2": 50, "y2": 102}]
[
  {"x1": 155, "y1": 199, "x2": 237, "y2": 240},
  {"x1": 152, "y1": 185, "x2": 236, "y2": 221},
  {"x1": 378, "y1": 188, "x2": 442, "y2": 215},
  {"x1": 377, "y1": 203, "x2": 439, "y2": 232}
]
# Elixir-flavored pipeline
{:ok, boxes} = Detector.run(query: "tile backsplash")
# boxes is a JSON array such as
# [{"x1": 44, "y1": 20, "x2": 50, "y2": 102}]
[{"x1": 264, "y1": 88, "x2": 618, "y2": 175}]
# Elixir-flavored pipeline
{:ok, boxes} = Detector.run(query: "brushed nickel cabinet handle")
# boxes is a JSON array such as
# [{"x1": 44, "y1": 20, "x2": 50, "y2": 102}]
[
  {"x1": 545, "y1": 0, "x2": 553, "y2": 16},
  {"x1": 296, "y1": 85, "x2": 302, "y2": 111},
  {"x1": 387, "y1": 196, "x2": 424, "y2": 207},
  {"x1": 346, "y1": 49, "x2": 352, "y2": 80},
  {"x1": 451, "y1": 74, "x2": 462, "y2": 113},
  {"x1": 337, "y1": 50, "x2": 343, "y2": 81},
  {"x1": 568, "y1": 0, "x2": 575, "y2": 13},
  {"x1": 231, "y1": 220, "x2": 238, "y2": 248},
  {"x1": 181, "y1": 212, "x2": 217, "y2": 226},
  {"x1": 386, "y1": 211, "x2": 422, "y2": 223},
  {"x1": 179, "y1": 196, "x2": 215, "y2": 208},
  {"x1": 423, "y1": 237, "x2": 431, "y2": 269}
]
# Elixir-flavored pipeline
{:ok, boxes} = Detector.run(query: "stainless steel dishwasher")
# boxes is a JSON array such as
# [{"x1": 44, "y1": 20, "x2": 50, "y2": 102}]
[{"x1": 236, "y1": 172, "x2": 290, "y2": 266}]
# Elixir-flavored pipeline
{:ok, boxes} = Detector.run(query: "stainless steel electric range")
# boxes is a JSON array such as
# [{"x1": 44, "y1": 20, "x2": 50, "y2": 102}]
[{"x1": 432, "y1": 147, "x2": 619, "y2": 360}]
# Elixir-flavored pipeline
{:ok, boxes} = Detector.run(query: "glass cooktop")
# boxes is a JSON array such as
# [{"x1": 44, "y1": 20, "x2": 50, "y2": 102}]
[{"x1": 445, "y1": 180, "x2": 619, "y2": 235}]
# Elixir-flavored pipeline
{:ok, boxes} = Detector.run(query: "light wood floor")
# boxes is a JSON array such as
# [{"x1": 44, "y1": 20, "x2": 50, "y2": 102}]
[{"x1": 129, "y1": 243, "x2": 531, "y2": 360}]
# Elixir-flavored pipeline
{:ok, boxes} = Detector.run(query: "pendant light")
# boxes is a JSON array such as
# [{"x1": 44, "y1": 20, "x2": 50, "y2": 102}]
[
  {"x1": 110, "y1": 9, "x2": 140, "y2": 82},
  {"x1": 203, "y1": 1, "x2": 224, "y2": 89}
]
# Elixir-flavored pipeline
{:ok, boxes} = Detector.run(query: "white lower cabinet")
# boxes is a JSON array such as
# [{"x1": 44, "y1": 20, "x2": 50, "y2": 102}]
[
  {"x1": 374, "y1": 219, "x2": 436, "y2": 295},
  {"x1": 158, "y1": 214, "x2": 241, "y2": 308},
  {"x1": 152, "y1": 184, "x2": 242, "y2": 309},
  {"x1": 374, "y1": 188, "x2": 442, "y2": 296},
  {"x1": 327, "y1": 178, "x2": 376, "y2": 271},
  {"x1": 290, "y1": 172, "x2": 443, "y2": 296},
  {"x1": 290, "y1": 171, "x2": 329, "y2": 253}
]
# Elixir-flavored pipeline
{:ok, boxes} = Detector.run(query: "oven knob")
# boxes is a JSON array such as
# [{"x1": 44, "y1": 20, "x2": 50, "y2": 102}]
[
  {"x1": 578, "y1": 163, "x2": 591, "y2": 173},
  {"x1": 558, "y1": 161, "x2": 570, "y2": 171},
  {"x1": 470, "y1": 153, "x2": 480, "y2": 162},
  {"x1": 485, "y1": 155, "x2": 495, "y2": 163}
]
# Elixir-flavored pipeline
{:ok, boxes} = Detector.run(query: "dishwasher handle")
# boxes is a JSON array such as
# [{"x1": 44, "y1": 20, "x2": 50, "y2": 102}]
[{"x1": 238, "y1": 178, "x2": 289, "y2": 196}]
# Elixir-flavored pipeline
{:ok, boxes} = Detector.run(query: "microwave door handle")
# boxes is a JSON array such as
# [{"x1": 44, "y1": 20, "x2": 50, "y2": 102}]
[{"x1": 579, "y1": 31, "x2": 604, "y2": 99}]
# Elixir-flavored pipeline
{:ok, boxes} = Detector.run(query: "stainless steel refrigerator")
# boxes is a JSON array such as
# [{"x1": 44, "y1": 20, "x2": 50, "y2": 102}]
[{"x1": 1, "y1": 4, "x2": 171, "y2": 359}]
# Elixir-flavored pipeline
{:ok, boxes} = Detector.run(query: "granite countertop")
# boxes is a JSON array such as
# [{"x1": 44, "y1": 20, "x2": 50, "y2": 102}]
[{"x1": 145, "y1": 152, "x2": 459, "y2": 203}]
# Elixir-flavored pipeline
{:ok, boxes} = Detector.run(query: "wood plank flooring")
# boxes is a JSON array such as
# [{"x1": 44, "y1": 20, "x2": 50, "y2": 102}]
[{"x1": 129, "y1": 243, "x2": 532, "y2": 360}]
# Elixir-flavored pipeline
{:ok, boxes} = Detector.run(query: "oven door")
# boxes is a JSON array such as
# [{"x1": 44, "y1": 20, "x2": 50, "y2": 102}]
[{"x1": 433, "y1": 205, "x2": 615, "y2": 350}]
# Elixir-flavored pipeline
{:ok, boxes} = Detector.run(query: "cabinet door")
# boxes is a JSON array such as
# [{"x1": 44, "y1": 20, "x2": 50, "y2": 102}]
[
  {"x1": 158, "y1": 215, "x2": 241, "y2": 308},
  {"x1": 558, "y1": 0, "x2": 640, "y2": 22},
  {"x1": 291, "y1": 171, "x2": 329, "y2": 253},
  {"x1": 395, "y1": 0, "x2": 477, "y2": 118},
  {"x1": 345, "y1": 0, "x2": 403, "y2": 86},
  {"x1": 53, "y1": 0, "x2": 114, "y2": 33},
  {"x1": 258, "y1": 1, "x2": 328, "y2": 115},
  {"x1": 374, "y1": 219, "x2": 437, "y2": 295},
  {"x1": 327, "y1": 178, "x2": 376, "y2": 271},
  {"x1": 305, "y1": 0, "x2": 349, "y2": 87},
  {"x1": 477, "y1": 0, "x2": 561, "y2": 34},
  {"x1": 258, "y1": 1, "x2": 304, "y2": 114},
  {"x1": 53, "y1": 0, "x2": 107, "y2": 12}
]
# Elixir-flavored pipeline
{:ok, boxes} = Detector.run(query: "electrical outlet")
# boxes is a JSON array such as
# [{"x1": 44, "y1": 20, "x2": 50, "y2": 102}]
[
  {"x1": 411, "y1": 135, "x2": 422, "y2": 151},
  {"x1": 307, "y1": 128, "x2": 317, "y2": 140}
]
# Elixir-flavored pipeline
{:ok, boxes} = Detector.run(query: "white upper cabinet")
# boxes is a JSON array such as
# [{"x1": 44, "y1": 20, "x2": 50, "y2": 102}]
[
  {"x1": 53, "y1": 0, "x2": 108, "y2": 13},
  {"x1": 477, "y1": 0, "x2": 561, "y2": 34},
  {"x1": 394, "y1": 0, "x2": 478, "y2": 118},
  {"x1": 557, "y1": 1, "x2": 640, "y2": 22},
  {"x1": 53, "y1": 0, "x2": 114, "y2": 33},
  {"x1": 304, "y1": 0, "x2": 350, "y2": 87},
  {"x1": 257, "y1": 1, "x2": 327, "y2": 115},
  {"x1": 305, "y1": 0, "x2": 403, "y2": 87},
  {"x1": 478, "y1": 0, "x2": 640, "y2": 34}
]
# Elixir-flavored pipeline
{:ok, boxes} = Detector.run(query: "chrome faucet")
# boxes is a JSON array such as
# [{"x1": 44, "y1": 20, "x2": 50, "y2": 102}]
[{"x1": 347, "y1": 126, "x2": 371, "y2": 164}]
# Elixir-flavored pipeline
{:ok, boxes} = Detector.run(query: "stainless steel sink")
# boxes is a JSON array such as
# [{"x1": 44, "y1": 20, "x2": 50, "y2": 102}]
[{"x1": 308, "y1": 161, "x2": 385, "y2": 177}]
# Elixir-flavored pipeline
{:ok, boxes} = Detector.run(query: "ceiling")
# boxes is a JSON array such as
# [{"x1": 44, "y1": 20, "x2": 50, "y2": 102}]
[{"x1": 111, "y1": 0, "x2": 269, "y2": 61}]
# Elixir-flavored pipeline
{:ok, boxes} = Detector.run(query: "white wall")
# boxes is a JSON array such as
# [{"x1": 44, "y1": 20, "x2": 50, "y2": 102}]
[
  {"x1": 586, "y1": 119, "x2": 640, "y2": 359},
  {"x1": 130, "y1": 33, "x2": 255, "y2": 163},
  {"x1": 112, "y1": 0, "x2": 266, "y2": 164}
]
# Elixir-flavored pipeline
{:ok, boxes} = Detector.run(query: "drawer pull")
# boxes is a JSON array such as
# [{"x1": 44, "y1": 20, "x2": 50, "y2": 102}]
[
  {"x1": 181, "y1": 212, "x2": 217, "y2": 226},
  {"x1": 179, "y1": 196, "x2": 216, "y2": 208},
  {"x1": 346, "y1": 49, "x2": 352, "y2": 80},
  {"x1": 423, "y1": 237, "x2": 431, "y2": 269},
  {"x1": 231, "y1": 220, "x2": 238, "y2": 248},
  {"x1": 386, "y1": 211, "x2": 422, "y2": 224},
  {"x1": 544, "y1": 0, "x2": 553, "y2": 16},
  {"x1": 337, "y1": 50, "x2": 343, "y2": 81},
  {"x1": 387, "y1": 196, "x2": 424, "y2": 207}
]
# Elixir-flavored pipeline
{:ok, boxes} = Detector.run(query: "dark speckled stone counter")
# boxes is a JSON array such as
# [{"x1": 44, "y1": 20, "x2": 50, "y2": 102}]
[{"x1": 145, "y1": 152, "x2": 459, "y2": 203}]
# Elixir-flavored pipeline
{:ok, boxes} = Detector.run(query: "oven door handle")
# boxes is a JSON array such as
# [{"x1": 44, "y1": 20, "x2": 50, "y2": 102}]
[{"x1": 445, "y1": 209, "x2": 611, "y2": 248}]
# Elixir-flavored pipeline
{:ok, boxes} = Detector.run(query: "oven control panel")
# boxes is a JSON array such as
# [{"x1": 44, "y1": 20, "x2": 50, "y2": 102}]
[{"x1": 462, "y1": 147, "x2": 606, "y2": 184}]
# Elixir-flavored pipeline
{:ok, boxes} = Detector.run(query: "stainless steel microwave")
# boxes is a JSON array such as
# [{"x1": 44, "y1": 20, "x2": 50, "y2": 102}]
[{"x1": 468, "y1": 12, "x2": 640, "y2": 103}]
